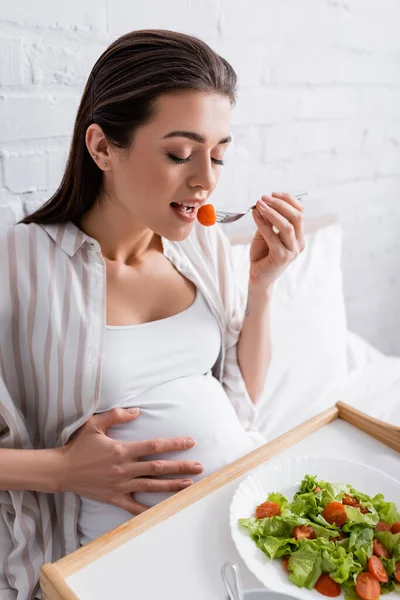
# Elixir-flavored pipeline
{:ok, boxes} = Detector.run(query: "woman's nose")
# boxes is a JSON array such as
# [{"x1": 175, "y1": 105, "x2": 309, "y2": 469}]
[{"x1": 188, "y1": 159, "x2": 216, "y2": 191}]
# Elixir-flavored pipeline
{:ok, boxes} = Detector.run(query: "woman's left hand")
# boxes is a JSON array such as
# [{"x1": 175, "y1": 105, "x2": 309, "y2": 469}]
[{"x1": 249, "y1": 192, "x2": 306, "y2": 291}]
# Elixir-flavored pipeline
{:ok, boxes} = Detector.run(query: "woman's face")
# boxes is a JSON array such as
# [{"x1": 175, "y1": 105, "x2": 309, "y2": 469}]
[{"x1": 95, "y1": 90, "x2": 232, "y2": 241}]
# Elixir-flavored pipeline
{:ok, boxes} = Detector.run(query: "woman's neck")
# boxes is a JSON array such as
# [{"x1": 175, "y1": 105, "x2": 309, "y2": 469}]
[{"x1": 79, "y1": 198, "x2": 161, "y2": 265}]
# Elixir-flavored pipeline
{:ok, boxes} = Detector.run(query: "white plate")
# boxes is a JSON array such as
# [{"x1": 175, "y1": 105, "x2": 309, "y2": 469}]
[{"x1": 230, "y1": 455, "x2": 400, "y2": 600}]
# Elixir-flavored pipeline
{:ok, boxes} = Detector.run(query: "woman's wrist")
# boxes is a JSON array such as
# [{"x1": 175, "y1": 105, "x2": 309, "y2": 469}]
[
  {"x1": 0, "y1": 447, "x2": 64, "y2": 494},
  {"x1": 245, "y1": 282, "x2": 273, "y2": 316}
]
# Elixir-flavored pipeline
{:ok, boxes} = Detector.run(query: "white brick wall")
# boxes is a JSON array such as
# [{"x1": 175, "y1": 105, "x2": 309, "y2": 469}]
[{"x1": 0, "y1": 0, "x2": 399, "y2": 355}]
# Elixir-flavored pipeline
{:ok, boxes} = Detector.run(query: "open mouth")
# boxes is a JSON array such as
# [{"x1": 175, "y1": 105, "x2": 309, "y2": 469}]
[{"x1": 170, "y1": 202, "x2": 196, "y2": 213}]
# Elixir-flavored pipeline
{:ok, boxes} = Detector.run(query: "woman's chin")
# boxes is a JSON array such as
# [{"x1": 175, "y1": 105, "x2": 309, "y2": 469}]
[{"x1": 159, "y1": 222, "x2": 195, "y2": 242}]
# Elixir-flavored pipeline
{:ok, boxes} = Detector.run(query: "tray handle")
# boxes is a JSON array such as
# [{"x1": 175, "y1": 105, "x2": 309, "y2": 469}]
[{"x1": 336, "y1": 401, "x2": 400, "y2": 453}]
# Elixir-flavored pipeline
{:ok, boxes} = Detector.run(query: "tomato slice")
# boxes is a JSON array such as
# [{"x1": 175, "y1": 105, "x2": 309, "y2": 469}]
[
  {"x1": 342, "y1": 493, "x2": 359, "y2": 507},
  {"x1": 391, "y1": 522, "x2": 400, "y2": 534},
  {"x1": 395, "y1": 562, "x2": 400, "y2": 583},
  {"x1": 255, "y1": 501, "x2": 281, "y2": 519},
  {"x1": 373, "y1": 538, "x2": 391, "y2": 559},
  {"x1": 355, "y1": 572, "x2": 381, "y2": 600},
  {"x1": 322, "y1": 502, "x2": 347, "y2": 527},
  {"x1": 368, "y1": 556, "x2": 389, "y2": 583},
  {"x1": 359, "y1": 506, "x2": 370, "y2": 514},
  {"x1": 314, "y1": 574, "x2": 341, "y2": 597},
  {"x1": 375, "y1": 521, "x2": 391, "y2": 532},
  {"x1": 282, "y1": 556, "x2": 290, "y2": 571},
  {"x1": 292, "y1": 525, "x2": 316, "y2": 540}
]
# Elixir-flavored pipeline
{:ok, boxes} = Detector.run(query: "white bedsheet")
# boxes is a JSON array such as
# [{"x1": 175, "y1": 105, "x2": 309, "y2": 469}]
[
  {"x1": 256, "y1": 331, "x2": 400, "y2": 440},
  {"x1": 324, "y1": 331, "x2": 400, "y2": 426}
]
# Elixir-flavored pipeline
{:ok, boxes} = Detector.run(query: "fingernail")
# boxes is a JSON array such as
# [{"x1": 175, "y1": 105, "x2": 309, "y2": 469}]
[
  {"x1": 185, "y1": 438, "x2": 195, "y2": 448},
  {"x1": 127, "y1": 407, "x2": 139, "y2": 415},
  {"x1": 191, "y1": 463, "x2": 203, "y2": 473},
  {"x1": 180, "y1": 480, "x2": 193, "y2": 488}
]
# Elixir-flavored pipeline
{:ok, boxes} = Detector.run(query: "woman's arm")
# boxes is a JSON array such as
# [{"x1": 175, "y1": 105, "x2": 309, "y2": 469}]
[
  {"x1": 0, "y1": 447, "x2": 62, "y2": 493},
  {"x1": 237, "y1": 284, "x2": 273, "y2": 404},
  {"x1": 0, "y1": 409, "x2": 203, "y2": 514},
  {"x1": 237, "y1": 193, "x2": 306, "y2": 403}
]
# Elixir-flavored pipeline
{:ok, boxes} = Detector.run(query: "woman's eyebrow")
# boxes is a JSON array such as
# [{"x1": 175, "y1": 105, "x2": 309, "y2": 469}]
[{"x1": 162, "y1": 130, "x2": 232, "y2": 144}]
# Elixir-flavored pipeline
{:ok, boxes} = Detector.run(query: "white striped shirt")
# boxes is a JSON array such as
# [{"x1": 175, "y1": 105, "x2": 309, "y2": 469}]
[{"x1": 0, "y1": 220, "x2": 264, "y2": 599}]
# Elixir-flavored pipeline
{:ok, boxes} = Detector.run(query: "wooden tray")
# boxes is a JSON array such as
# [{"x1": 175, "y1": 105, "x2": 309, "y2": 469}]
[{"x1": 40, "y1": 401, "x2": 400, "y2": 600}]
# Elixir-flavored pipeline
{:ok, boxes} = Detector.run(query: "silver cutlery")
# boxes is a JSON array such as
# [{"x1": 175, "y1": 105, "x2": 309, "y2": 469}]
[
  {"x1": 221, "y1": 562, "x2": 245, "y2": 600},
  {"x1": 215, "y1": 191, "x2": 312, "y2": 224}
]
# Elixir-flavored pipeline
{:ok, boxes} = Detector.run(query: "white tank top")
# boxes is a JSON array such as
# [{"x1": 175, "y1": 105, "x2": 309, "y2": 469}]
[{"x1": 78, "y1": 289, "x2": 256, "y2": 545}]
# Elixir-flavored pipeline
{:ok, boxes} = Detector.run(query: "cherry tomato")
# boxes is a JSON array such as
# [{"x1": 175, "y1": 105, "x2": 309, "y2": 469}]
[
  {"x1": 373, "y1": 539, "x2": 391, "y2": 559},
  {"x1": 375, "y1": 521, "x2": 391, "y2": 532},
  {"x1": 282, "y1": 556, "x2": 289, "y2": 571},
  {"x1": 342, "y1": 494, "x2": 359, "y2": 507},
  {"x1": 255, "y1": 501, "x2": 281, "y2": 519},
  {"x1": 292, "y1": 525, "x2": 316, "y2": 540},
  {"x1": 197, "y1": 204, "x2": 216, "y2": 226},
  {"x1": 391, "y1": 522, "x2": 400, "y2": 534},
  {"x1": 314, "y1": 574, "x2": 341, "y2": 597},
  {"x1": 355, "y1": 572, "x2": 381, "y2": 600},
  {"x1": 368, "y1": 556, "x2": 388, "y2": 583},
  {"x1": 322, "y1": 502, "x2": 347, "y2": 527},
  {"x1": 314, "y1": 487, "x2": 322, "y2": 493},
  {"x1": 394, "y1": 562, "x2": 400, "y2": 583}
]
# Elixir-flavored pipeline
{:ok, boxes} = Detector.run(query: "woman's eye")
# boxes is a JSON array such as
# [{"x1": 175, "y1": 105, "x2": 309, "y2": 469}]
[
  {"x1": 167, "y1": 154, "x2": 191, "y2": 164},
  {"x1": 167, "y1": 153, "x2": 224, "y2": 166}
]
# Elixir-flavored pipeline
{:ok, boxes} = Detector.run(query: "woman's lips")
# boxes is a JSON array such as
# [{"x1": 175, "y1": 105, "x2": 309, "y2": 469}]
[{"x1": 170, "y1": 203, "x2": 198, "y2": 223}]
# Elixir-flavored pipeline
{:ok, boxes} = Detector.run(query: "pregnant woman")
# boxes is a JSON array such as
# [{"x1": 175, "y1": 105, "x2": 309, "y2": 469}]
[{"x1": 0, "y1": 30, "x2": 305, "y2": 598}]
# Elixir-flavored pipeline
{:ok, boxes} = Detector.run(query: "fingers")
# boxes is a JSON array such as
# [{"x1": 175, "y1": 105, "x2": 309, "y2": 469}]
[
  {"x1": 131, "y1": 477, "x2": 195, "y2": 494},
  {"x1": 116, "y1": 495, "x2": 150, "y2": 516},
  {"x1": 115, "y1": 473, "x2": 195, "y2": 515},
  {"x1": 89, "y1": 407, "x2": 140, "y2": 432},
  {"x1": 269, "y1": 193, "x2": 306, "y2": 251},
  {"x1": 127, "y1": 436, "x2": 196, "y2": 459},
  {"x1": 131, "y1": 459, "x2": 204, "y2": 478},
  {"x1": 252, "y1": 210, "x2": 282, "y2": 252},
  {"x1": 256, "y1": 199, "x2": 298, "y2": 251},
  {"x1": 272, "y1": 191, "x2": 304, "y2": 213}
]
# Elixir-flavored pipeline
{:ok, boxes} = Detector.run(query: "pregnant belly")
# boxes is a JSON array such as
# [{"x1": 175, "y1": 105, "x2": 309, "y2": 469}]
[{"x1": 78, "y1": 374, "x2": 255, "y2": 544}]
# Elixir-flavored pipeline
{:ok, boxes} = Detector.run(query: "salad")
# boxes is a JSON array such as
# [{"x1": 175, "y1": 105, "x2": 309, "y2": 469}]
[{"x1": 239, "y1": 474, "x2": 400, "y2": 600}]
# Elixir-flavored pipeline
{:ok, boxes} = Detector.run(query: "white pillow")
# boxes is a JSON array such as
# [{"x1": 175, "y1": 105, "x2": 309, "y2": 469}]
[{"x1": 231, "y1": 223, "x2": 349, "y2": 441}]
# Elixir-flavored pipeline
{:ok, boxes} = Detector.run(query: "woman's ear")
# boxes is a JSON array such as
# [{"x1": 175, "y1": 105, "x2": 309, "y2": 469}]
[{"x1": 85, "y1": 124, "x2": 111, "y2": 170}]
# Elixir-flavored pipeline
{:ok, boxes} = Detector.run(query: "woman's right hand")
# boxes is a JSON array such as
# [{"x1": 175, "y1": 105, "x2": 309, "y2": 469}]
[{"x1": 57, "y1": 407, "x2": 203, "y2": 515}]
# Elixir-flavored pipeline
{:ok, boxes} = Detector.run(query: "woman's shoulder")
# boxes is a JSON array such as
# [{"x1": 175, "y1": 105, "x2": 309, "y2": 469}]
[{"x1": 0, "y1": 221, "x2": 53, "y2": 257}]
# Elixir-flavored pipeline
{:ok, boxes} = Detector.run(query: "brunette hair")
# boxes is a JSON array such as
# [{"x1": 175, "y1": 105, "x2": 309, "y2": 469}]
[{"x1": 21, "y1": 29, "x2": 237, "y2": 225}]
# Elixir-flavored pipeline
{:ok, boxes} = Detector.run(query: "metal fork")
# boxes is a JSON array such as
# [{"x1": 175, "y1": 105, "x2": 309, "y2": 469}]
[{"x1": 215, "y1": 190, "x2": 312, "y2": 224}]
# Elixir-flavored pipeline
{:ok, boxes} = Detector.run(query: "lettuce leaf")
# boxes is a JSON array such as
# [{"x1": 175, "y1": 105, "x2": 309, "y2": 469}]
[
  {"x1": 288, "y1": 548, "x2": 322, "y2": 589},
  {"x1": 265, "y1": 491, "x2": 290, "y2": 509},
  {"x1": 375, "y1": 531, "x2": 400, "y2": 553},
  {"x1": 370, "y1": 494, "x2": 400, "y2": 525},
  {"x1": 262, "y1": 536, "x2": 297, "y2": 559},
  {"x1": 381, "y1": 581, "x2": 400, "y2": 595},
  {"x1": 343, "y1": 506, "x2": 379, "y2": 528},
  {"x1": 297, "y1": 474, "x2": 319, "y2": 494}
]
